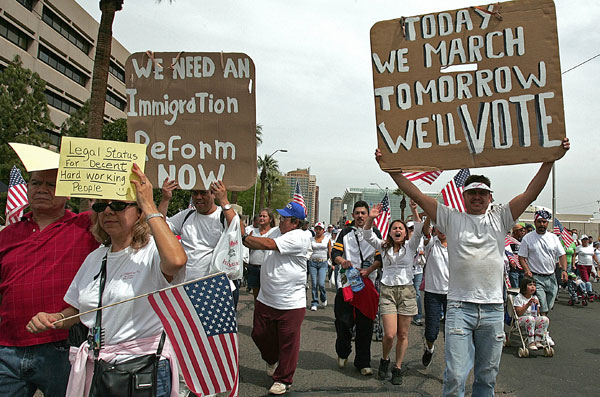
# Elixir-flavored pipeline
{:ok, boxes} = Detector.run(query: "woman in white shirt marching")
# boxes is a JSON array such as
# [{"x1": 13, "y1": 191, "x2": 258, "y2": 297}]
[
  {"x1": 309, "y1": 222, "x2": 332, "y2": 310},
  {"x1": 361, "y1": 200, "x2": 421, "y2": 386},
  {"x1": 248, "y1": 208, "x2": 277, "y2": 300},
  {"x1": 573, "y1": 236, "x2": 600, "y2": 295}
]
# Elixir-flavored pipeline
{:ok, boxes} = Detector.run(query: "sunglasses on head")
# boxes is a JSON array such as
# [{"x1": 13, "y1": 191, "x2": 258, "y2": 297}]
[{"x1": 92, "y1": 201, "x2": 136, "y2": 213}]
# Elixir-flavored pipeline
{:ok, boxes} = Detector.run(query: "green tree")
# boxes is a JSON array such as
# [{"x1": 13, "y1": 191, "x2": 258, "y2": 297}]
[
  {"x1": 257, "y1": 154, "x2": 280, "y2": 211},
  {"x1": 0, "y1": 56, "x2": 54, "y2": 217}
]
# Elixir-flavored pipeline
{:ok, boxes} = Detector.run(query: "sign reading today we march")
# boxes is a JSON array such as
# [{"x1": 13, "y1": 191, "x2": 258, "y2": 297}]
[
  {"x1": 370, "y1": 0, "x2": 566, "y2": 172},
  {"x1": 125, "y1": 52, "x2": 257, "y2": 191}
]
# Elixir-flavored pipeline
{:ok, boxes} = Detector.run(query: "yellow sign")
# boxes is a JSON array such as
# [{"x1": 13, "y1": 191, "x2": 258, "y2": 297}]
[{"x1": 56, "y1": 137, "x2": 146, "y2": 201}]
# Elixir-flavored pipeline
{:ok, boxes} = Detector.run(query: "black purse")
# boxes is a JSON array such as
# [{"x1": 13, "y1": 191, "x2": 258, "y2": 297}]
[{"x1": 88, "y1": 249, "x2": 166, "y2": 397}]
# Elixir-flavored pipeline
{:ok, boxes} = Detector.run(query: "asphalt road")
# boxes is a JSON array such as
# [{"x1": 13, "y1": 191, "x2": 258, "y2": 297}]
[{"x1": 236, "y1": 283, "x2": 600, "y2": 396}]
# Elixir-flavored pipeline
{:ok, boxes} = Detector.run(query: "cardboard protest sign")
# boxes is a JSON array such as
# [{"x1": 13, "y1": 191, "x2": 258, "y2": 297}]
[
  {"x1": 370, "y1": 0, "x2": 565, "y2": 172},
  {"x1": 56, "y1": 137, "x2": 146, "y2": 201},
  {"x1": 9, "y1": 143, "x2": 59, "y2": 171},
  {"x1": 125, "y1": 52, "x2": 256, "y2": 191}
]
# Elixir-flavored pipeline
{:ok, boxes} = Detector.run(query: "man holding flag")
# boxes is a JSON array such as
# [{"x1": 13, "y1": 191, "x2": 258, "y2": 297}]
[{"x1": 375, "y1": 137, "x2": 569, "y2": 396}]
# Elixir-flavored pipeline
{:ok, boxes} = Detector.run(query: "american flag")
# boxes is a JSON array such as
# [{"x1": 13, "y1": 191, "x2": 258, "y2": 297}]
[
  {"x1": 292, "y1": 181, "x2": 307, "y2": 215},
  {"x1": 553, "y1": 217, "x2": 574, "y2": 247},
  {"x1": 505, "y1": 234, "x2": 520, "y2": 248},
  {"x1": 373, "y1": 193, "x2": 391, "y2": 240},
  {"x1": 5, "y1": 166, "x2": 28, "y2": 225},
  {"x1": 148, "y1": 273, "x2": 239, "y2": 397},
  {"x1": 441, "y1": 169, "x2": 470, "y2": 212},
  {"x1": 402, "y1": 171, "x2": 442, "y2": 184}
]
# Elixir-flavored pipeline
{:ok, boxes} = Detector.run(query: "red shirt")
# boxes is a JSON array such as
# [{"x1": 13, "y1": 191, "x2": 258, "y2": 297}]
[{"x1": 0, "y1": 210, "x2": 99, "y2": 346}]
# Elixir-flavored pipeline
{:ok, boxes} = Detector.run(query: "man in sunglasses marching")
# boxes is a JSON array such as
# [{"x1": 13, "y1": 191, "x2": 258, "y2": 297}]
[{"x1": 0, "y1": 169, "x2": 100, "y2": 396}]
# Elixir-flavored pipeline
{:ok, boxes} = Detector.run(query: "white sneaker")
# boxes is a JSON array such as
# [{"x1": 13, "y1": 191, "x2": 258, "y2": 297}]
[
  {"x1": 360, "y1": 367, "x2": 374, "y2": 376},
  {"x1": 310, "y1": 306, "x2": 317, "y2": 311},
  {"x1": 268, "y1": 382, "x2": 290, "y2": 395},
  {"x1": 546, "y1": 335, "x2": 555, "y2": 346},
  {"x1": 320, "y1": 300, "x2": 328, "y2": 308},
  {"x1": 337, "y1": 356, "x2": 347, "y2": 368},
  {"x1": 266, "y1": 361, "x2": 279, "y2": 376}
]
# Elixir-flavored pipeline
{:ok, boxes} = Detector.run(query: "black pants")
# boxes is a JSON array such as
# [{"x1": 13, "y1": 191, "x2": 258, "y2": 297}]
[{"x1": 334, "y1": 289, "x2": 373, "y2": 369}]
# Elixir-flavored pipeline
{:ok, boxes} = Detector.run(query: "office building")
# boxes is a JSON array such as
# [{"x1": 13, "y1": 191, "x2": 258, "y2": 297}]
[
  {"x1": 1, "y1": 0, "x2": 130, "y2": 145},
  {"x1": 283, "y1": 168, "x2": 319, "y2": 225},
  {"x1": 330, "y1": 196, "x2": 342, "y2": 226}
]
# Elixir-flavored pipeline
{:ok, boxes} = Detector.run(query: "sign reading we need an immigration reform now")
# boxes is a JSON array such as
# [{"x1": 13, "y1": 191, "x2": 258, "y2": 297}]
[
  {"x1": 56, "y1": 137, "x2": 146, "y2": 201},
  {"x1": 371, "y1": 0, "x2": 565, "y2": 172},
  {"x1": 125, "y1": 52, "x2": 257, "y2": 191}
]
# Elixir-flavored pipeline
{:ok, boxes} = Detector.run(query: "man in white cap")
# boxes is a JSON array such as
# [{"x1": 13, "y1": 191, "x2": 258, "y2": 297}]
[{"x1": 375, "y1": 137, "x2": 570, "y2": 397}]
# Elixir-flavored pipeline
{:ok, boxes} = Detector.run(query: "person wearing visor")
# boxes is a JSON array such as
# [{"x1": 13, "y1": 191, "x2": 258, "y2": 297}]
[
  {"x1": 242, "y1": 202, "x2": 311, "y2": 395},
  {"x1": 375, "y1": 137, "x2": 570, "y2": 397},
  {"x1": 309, "y1": 222, "x2": 332, "y2": 311}
]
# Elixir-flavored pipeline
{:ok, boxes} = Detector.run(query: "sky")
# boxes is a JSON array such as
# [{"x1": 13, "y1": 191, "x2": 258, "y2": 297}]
[{"x1": 79, "y1": 0, "x2": 600, "y2": 221}]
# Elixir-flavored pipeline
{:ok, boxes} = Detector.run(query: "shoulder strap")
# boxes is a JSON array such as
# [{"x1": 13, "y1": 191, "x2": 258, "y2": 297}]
[
  {"x1": 156, "y1": 331, "x2": 166, "y2": 355},
  {"x1": 92, "y1": 248, "x2": 110, "y2": 358},
  {"x1": 220, "y1": 210, "x2": 225, "y2": 228},
  {"x1": 182, "y1": 209, "x2": 195, "y2": 225},
  {"x1": 354, "y1": 229, "x2": 365, "y2": 265}
]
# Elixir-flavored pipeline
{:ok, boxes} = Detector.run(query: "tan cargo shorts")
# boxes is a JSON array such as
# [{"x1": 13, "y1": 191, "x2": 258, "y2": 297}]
[{"x1": 379, "y1": 284, "x2": 418, "y2": 316}]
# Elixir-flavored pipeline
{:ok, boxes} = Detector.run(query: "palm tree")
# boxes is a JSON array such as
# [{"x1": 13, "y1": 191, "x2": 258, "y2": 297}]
[
  {"x1": 230, "y1": 123, "x2": 264, "y2": 204},
  {"x1": 266, "y1": 171, "x2": 280, "y2": 208},
  {"x1": 392, "y1": 188, "x2": 407, "y2": 221},
  {"x1": 257, "y1": 154, "x2": 279, "y2": 210}
]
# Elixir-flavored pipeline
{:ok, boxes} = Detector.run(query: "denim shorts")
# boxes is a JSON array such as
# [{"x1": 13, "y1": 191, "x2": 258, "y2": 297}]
[{"x1": 379, "y1": 284, "x2": 418, "y2": 315}]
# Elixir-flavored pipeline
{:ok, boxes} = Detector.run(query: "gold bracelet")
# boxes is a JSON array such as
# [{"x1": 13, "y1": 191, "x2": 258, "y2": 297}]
[{"x1": 57, "y1": 312, "x2": 65, "y2": 320}]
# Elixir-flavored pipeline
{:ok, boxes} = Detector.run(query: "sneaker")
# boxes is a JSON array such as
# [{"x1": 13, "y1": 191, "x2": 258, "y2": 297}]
[
  {"x1": 268, "y1": 382, "x2": 290, "y2": 395},
  {"x1": 320, "y1": 300, "x2": 328, "y2": 308},
  {"x1": 422, "y1": 347, "x2": 434, "y2": 368},
  {"x1": 310, "y1": 306, "x2": 317, "y2": 311},
  {"x1": 411, "y1": 318, "x2": 424, "y2": 326},
  {"x1": 360, "y1": 367, "x2": 373, "y2": 376},
  {"x1": 391, "y1": 366, "x2": 403, "y2": 385},
  {"x1": 535, "y1": 340, "x2": 543, "y2": 348},
  {"x1": 337, "y1": 356, "x2": 347, "y2": 369},
  {"x1": 547, "y1": 335, "x2": 555, "y2": 346},
  {"x1": 378, "y1": 358, "x2": 390, "y2": 379},
  {"x1": 528, "y1": 342, "x2": 538, "y2": 351},
  {"x1": 266, "y1": 361, "x2": 279, "y2": 376}
]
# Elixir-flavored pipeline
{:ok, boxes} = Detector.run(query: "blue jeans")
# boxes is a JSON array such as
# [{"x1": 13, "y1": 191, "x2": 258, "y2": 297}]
[
  {"x1": 508, "y1": 270, "x2": 523, "y2": 289},
  {"x1": 413, "y1": 272, "x2": 423, "y2": 321},
  {"x1": 443, "y1": 301, "x2": 504, "y2": 397},
  {"x1": 424, "y1": 291, "x2": 447, "y2": 343},
  {"x1": 156, "y1": 359, "x2": 172, "y2": 397},
  {"x1": 0, "y1": 341, "x2": 70, "y2": 397},
  {"x1": 309, "y1": 260, "x2": 328, "y2": 306}
]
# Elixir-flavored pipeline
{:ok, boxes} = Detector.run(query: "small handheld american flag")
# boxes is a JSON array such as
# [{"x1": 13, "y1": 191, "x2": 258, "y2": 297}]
[
  {"x1": 292, "y1": 181, "x2": 307, "y2": 215},
  {"x1": 402, "y1": 171, "x2": 442, "y2": 185},
  {"x1": 553, "y1": 217, "x2": 574, "y2": 247},
  {"x1": 441, "y1": 169, "x2": 470, "y2": 212},
  {"x1": 5, "y1": 165, "x2": 28, "y2": 225},
  {"x1": 373, "y1": 193, "x2": 391, "y2": 240}
]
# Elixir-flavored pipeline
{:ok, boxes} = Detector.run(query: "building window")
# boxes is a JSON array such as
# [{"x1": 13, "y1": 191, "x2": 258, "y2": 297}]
[
  {"x1": 109, "y1": 60, "x2": 125, "y2": 83},
  {"x1": 16, "y1": 0, "x2": 34, "y2": 12},
  {"x1": 44, "y1": 129, "x2": 61, "y2": 147},
  {"x1": 38, "y1": 45, "x2": 88, "y2": 86},
  {"x1": 106, "y1": 90, "x2": 125, "y2": 111},
  {"x1": 45, "y1": 90, "x2": 80, "y2": 115},
  {"x1": 41, "y1": 6, "x2": 91, "y2": 55},
  {"x1": 0, "y1": 18, "x2": 30, "y2": 50}
]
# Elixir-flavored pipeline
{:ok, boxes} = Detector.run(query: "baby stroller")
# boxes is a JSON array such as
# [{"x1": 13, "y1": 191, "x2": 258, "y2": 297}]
[
  {"x1": 504, "y1": 288, "x2": 554, "y2": 358},
  {"x1": 566, "y1": 272, "x2": 598, "y2": 306}
]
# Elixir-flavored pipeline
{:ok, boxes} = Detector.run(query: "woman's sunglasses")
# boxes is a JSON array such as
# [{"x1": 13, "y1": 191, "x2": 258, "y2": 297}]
[{"x1": 92, "y1": 201, "x2": 136, "y2": 213}]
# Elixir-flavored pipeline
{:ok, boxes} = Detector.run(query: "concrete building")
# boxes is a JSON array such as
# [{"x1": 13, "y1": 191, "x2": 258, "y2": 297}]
[
  {"x1": 518, "y1": 205, "x2": 600, "y2": 239},
  {"x1": 283, "y1": 168, "x2": 319, "y2": 225},
  {"x1": 1, "y1": 0, "x2": 130, "y2": 146},
  {"x1": 339, "y1": 187, "x2": 443, "y2": 224},
  {"x1": 330, "y1": 196, "x2": 342, "y2": 226}
]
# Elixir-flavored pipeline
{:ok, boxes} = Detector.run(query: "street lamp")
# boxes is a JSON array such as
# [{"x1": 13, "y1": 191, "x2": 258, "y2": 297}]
[
  {"x1": 370, "y1": 182, "x2": 387, "y2": 192},
  {"x1": 252, "y1": 149, "x2": 288, "y2": 218}
]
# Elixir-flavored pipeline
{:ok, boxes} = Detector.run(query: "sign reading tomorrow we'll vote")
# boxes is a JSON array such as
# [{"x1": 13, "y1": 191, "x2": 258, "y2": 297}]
[
  {"x1": 371, "y1": 0, "x2": 566, "y2": 172},
  {"x1": 125, "y1": 52, "x2": 257, "y2": 191},
  {"x1": 56, "y1": 137, "x2": 146, "y2": 201}
]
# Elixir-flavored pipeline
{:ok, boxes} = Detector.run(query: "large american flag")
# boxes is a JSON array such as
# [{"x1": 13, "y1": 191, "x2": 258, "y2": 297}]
[
  {"x1": 554, "y1": 217, "x2": 574, "y2": 247},
  {"x1": 5, "y1": 166, "x2": 28, "y2": 225},
  {"x1": 441, "y1": 169, "x2": 470, "y2": 212},
  {"x1": 373, "y1": 193, "x2": 391, "y2": 240},
  {"x1": 292, "y1": 181, "x2": 307, "y2": 214},
  {"x1": 402, "y1": 171, "x2": 442, "y2": 185},
  {"x1": 148, "y1": 273, "x2": 239, "y2": 397}
]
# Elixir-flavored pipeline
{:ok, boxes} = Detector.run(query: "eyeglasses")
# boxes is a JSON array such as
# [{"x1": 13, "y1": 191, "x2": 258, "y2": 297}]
[{"x1": 92, "y1": 201, "x2": 136, "y2": 213}]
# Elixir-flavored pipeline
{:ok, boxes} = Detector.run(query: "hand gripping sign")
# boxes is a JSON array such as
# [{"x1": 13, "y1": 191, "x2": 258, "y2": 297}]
[
  {"x1": 125, "y1": 51, "x2": 257, "y2": 190},
  {"x1": 370, "y1": 0, "x2": 565, "y2": 172}
]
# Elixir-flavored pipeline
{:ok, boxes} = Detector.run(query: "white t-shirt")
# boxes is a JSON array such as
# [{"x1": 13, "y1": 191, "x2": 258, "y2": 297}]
[
  {"x1": 335, "y1": 227, "x2": 381, "y2": 287},
  {"x1": 64, "y1": 239, "x2": 184, "y2": 346},
  {"x1": 513, "y1": 293, "x2": 537, "y2": 317},
  {"x1": 363, "y1": 223, "x2": 422, "y2": 286},
  {"x1": 576, "y1": 245, "x2": 595, "y2": 266},
  {"x1": 594, "y1": 249, "x2": 600, "y2": 266},
  {"x1": 424, "y1": 236, "x2": 449, "y2": 294},
  {"x1": 257, "y1": 228, "x2": 311, "y2": 310},
  {"x1": 413, "y1": 237, "x2": 425, "y2": 275},
  {"x1": 167, "y1": 207, "x2": 226, "y2": 280},
  {"x1": 248, "y1": 227, "x2": 279, "y2": 265},
  {"x1": 518, "y1": 231, "x2": 565, "y2": 274},
  {"x1": 436, "y1": 203, "x2": 514, "y2": 304},
  {"x1": 310, "y1": 235, "x2": 330, "y2": 260}
]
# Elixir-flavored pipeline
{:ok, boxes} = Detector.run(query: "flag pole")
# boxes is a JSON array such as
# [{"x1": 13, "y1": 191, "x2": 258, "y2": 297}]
[
  {"x1": 551, "y1": 164, "x2": 556, "y2": 228},
  {"x1": 51, "y1": 272, "x2": 227, "y2": 325}
]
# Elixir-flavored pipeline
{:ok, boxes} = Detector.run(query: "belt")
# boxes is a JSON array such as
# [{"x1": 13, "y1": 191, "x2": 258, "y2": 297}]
[
  {"x1": 311, "y1": 258, "x2": 328, "y2": 262},
  {"x1": 531, "y1": 271, "x2": 553, "y2": 277}
]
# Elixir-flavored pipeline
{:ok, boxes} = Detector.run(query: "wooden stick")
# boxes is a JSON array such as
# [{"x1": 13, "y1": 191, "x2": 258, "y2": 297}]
[{"x1": 52, "y1": 272, "x2": 227, "y2": 326}]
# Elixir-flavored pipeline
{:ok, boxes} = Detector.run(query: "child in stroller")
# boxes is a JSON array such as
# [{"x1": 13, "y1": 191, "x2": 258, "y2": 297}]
[
  {"x1": 513, "y1": 277, "x2": 550, "y2": 351},
  {"x1": 566, "y1": 272, "x2": 597, "y2": 305}
]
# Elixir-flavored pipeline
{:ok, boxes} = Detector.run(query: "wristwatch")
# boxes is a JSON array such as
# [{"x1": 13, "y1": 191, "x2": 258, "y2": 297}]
[{"x1": 222, "y1": 204, "x2": 232, "y2": 211}]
